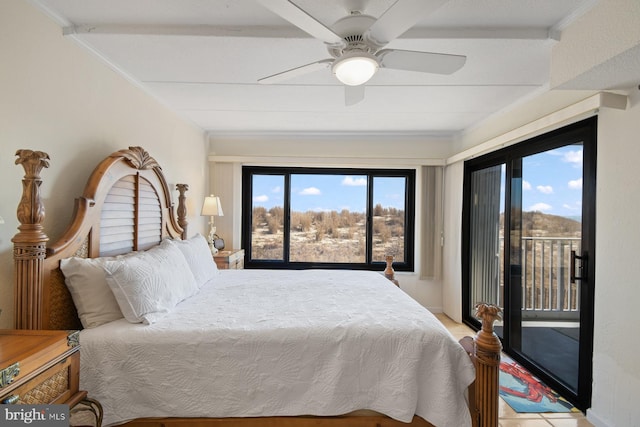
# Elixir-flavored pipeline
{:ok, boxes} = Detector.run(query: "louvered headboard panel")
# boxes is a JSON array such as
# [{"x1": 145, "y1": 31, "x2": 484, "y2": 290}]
[
  {"x1": 137, "y1": 176, "x2": 162, "y2": 251},
  {"x1": 101, "y1": 175, "x2": 136, "y2": 256},
  {"x1": 99, "y1": 175, "x2": 163, "y2": 256}
]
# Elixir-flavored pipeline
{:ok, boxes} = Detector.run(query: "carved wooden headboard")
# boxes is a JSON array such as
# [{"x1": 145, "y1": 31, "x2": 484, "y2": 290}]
[{"x1": 13, "y1": 147, "x2": 189, "y2": 330}]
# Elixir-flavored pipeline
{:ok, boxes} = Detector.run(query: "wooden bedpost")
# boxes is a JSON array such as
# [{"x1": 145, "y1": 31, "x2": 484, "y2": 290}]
[
  {"x1": 474, "y1": 303, "x2": 502, "y2": 427},
  {"x1": 176, "y1": 184, "x2": 189, "y2": 240},
  {"x1": 12, "y1": 149, "x2": 50, "y2": 329}
]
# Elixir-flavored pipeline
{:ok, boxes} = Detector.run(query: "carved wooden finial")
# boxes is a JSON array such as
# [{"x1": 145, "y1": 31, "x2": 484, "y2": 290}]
[
  {"x1": 475, "y1": 303, "x2": 502, "y2": 334},
  {"x1": 111, "y1": 146, "x2": 160, "y2": 170},
  {"x1": 176, "y1": 184, "x2": 189, "y2": 239},
  {"x1": 474, "y1": 302, "x2": 503, "y2": 366},
  {"x1": 15, "y1": 149, "x2": 50, "y2": 177},
  {"x1": 384, "y1": 255, "x2": 399, "y2": 286},
  {"x1": 14, "y1": 149, "x2": 50, "y2": 237}
]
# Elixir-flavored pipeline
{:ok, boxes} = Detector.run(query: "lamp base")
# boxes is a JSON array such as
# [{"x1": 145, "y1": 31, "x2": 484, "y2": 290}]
[
  {"x1": 209, "y1": 243, "x2": 219, "y2": 256},
  {"x1": 208, "y1": 221, "x2": 218, "y2": 255}
]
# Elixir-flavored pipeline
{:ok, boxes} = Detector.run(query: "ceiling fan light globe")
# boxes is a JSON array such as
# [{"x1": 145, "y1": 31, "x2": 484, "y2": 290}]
[{"x1": 332, "y1": 54, "x2": 379, "y2": 86}]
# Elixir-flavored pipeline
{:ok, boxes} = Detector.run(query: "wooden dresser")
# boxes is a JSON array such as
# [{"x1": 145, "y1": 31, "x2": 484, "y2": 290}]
[
  {"x1": 0, "y1": 329, "x2": 85, "y2": 407},
  {"x1": 214, "y1": 249, "x2": 245, "y2": 269}
]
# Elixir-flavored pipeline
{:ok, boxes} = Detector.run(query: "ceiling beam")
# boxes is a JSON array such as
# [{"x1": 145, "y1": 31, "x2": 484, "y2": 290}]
[{"x1": 63, "y1": 24, "x2": 555, "y2": 41}]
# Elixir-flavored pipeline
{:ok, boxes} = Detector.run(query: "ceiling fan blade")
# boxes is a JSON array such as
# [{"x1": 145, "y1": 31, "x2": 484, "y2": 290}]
[
  {"x1": 345, "y1": 85, "x2": 365, "y2": 106},
  {"x1": 377, "y1": 49, "x2": 466, "y2": 74},
  {"x1": 365, "y1": 0, "x2": 449, "y2": 47},
  {"x1": 258, "y1": 59, "x2": 333, "y2": 84},
  {"x1": 257, "y1": 0, "x2": 344, "y2": 45}
]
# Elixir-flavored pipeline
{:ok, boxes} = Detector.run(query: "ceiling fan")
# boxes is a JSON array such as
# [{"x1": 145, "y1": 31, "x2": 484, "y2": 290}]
[{"x1": 256, "y1": 0, "x2": 466, "y2": 105}]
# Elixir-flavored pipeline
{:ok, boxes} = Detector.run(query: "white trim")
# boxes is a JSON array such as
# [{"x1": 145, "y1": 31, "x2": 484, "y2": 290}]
[
  {"x1": 549, "y1": 0, "x2": 600, "y2": 37},
  {"x1": 586, "y1": 409, "x2": 613, "y2": 427},
  {"x1": 209, "y1": 155, "x2": 445, "y2": 167},
  {"x1": 207, "y1": 130, "x2": 454, "y2": 140},
  {"x1": 62, "y1": 23, "x2": 553, "y2": 41},
  {"x1": 28, "y1": 0, "x2": 71, "y2": 26},
  {"x1": 446, "y1": 92, "x2": 627, "y2": 165}
]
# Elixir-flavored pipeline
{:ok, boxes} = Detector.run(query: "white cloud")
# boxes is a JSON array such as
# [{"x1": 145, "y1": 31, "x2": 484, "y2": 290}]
[
  {"x1": 563, "y1": 149, "x2": 583, "y2": 165},
  {"x1": 529, "y1": 202, "x2": 552, "y2": 212},
  {"x1": 342, "y1": 176, "x2": 367, "y2": 186},
  {"x1": 271, "y1": 186, "x2": 281, "y2": 193},
  {"x1": 537, "y1": 185, "x2": 554, "y2": 194},
  {"x1": 522, "y1": 180, "x2": 532, "y2": 190},
  {"x1": 568, "y1": 178, "x2": 582, "y2": 189},
  {"x1": 299, "y1": 187, "x2": 321, "y2": 196},
  {"x1": 253, "y1": 195, "x2": 268, "y2": 203},
  {"x1": 563, "y1": 202, "x2": 582, "y2": 212}
]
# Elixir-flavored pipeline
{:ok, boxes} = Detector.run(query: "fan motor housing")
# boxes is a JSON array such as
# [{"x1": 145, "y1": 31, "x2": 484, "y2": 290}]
[{"x1": 327, "y1": 14, "x2": 377, "y2": 58}]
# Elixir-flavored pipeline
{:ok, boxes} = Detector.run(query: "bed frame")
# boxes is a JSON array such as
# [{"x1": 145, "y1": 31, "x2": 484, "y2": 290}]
[{"x1": 12, "y1": 147, "x2": 502, "y2": 427}]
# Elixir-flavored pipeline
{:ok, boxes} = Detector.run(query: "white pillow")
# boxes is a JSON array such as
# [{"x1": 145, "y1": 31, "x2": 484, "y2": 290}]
[
  {"x1": 166, "y1": 234, "x2": 219, "y2": 287},
  {"x1": 102, "y1": 240, "x2": 199, "y2": 325},
  {"x1": 60, "y1": 256, "x2": 127, "y2": 329}
]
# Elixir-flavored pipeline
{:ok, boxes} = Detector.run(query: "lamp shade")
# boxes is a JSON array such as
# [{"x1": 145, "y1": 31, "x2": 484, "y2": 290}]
[
  {"x1": 332, "y1": 52, "x2": 379, "y2": 86},
  {"x1": 201, "y1": 195, "x2": 224, "y2": 217}
]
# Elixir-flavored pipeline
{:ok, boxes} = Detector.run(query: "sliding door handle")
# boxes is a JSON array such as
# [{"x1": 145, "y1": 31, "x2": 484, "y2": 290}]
[{"x1": 570, "y1": 250, "x2": 587, "y2": 284}]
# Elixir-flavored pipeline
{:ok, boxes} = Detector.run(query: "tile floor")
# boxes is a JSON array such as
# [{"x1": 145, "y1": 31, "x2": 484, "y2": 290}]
[{"x1": 434, "y1": 313, "x2": 595, "y2": 427}]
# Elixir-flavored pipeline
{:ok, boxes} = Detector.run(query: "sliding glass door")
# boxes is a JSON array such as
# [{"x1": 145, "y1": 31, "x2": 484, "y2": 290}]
[{"x1": 462, "y1": 117, "x2": 596, "y2": 411}]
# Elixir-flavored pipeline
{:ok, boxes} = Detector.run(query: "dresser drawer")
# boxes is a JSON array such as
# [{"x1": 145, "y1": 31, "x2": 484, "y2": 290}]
[
  {"x1": 1, "y1": 351, "x2": 79, "y2": 405},
  {"x1": 0, "y1": 330, "x2": 82, "y2": 407},
  {"x1": 231, "y1": 257, "x2": 244, "y2": 270},
  {"x1": 214, "y1": 249, "x2": 245, "y2": 270}
]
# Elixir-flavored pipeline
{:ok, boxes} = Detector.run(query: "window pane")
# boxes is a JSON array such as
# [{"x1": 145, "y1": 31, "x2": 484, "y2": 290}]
[
  {"x1": 468, "y1": 164, "x2": 506, "y2": 337},
  {"x1": 517, "y1": 145, "x2": 583, "y2": 391},
  {"x1": 289, "y1": 174, "x2": 366, "y2": 263},
  {"x1": 251, "y1": 174, "x2": 284, "y2": 260},
  {"x1": 372, "y1": 176, "x2": 406, "y2": 263}
]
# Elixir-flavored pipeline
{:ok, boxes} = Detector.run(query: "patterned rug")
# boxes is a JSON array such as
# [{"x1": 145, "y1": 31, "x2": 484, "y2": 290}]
[{"x1": 499, "y1": 354, "x2": 578, "y2": 413}]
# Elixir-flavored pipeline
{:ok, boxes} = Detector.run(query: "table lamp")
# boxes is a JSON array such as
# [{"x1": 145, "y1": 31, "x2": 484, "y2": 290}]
[{"x1": 201, "y1": 195, "x2": 224, "y2": 254}]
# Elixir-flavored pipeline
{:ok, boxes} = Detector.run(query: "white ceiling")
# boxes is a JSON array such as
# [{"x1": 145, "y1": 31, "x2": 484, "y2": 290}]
[{"x1": 32, "y1": 0, "x2": 597, "y2": 136}]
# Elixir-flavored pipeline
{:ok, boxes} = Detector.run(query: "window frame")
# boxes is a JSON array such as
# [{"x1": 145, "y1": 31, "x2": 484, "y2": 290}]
[{"x1": 241, "y1": 166, "x2": 415, "y2": 272}]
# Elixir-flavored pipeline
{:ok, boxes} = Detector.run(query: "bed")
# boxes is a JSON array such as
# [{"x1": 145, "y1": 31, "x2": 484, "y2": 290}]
[{"x1": 12, "y1": 147, "x2": 502, "y2": 427}]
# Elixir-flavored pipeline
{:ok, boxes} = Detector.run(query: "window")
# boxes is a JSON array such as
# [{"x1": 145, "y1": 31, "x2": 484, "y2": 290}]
[{"x1": 242, "y1": 166, "x2": 415, "y2": 271}]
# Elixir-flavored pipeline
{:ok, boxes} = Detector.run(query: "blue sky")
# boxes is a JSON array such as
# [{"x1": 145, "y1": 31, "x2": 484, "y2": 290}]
[
  {"x1": 252, "y1": 174, "x2": 406, "y2": 213},
  {"x1": 508, "y1": 144, "x2": 584, "y2": 218},
  {"x1": 251, "y1": 143, "x2": 583, "y2": 218}
]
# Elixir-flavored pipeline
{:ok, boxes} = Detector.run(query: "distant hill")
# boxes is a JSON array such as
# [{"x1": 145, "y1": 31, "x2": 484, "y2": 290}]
[{"x1": 500, "y1": 211, "x2": 581, "y2": 237}]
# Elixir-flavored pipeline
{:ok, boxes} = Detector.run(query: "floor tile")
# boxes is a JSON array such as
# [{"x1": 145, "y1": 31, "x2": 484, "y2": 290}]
[
  {"x1": 498, "y1": 418, "x2": 553, "y2": 427},
  {"x1": 542, "y1": 412, "x2": 588, "y2": 419},
  {"x1": 543, "y1": 418, "x2": 595, "y2": 427}
]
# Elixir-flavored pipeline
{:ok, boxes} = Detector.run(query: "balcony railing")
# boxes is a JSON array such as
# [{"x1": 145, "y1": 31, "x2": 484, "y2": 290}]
[{"x1": 497, "y1": 236, "x2": 581, "y2": 320}]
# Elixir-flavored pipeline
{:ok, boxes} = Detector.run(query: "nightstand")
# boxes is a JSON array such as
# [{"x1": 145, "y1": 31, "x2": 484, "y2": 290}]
[
  {"x1": 0, "y1": 330, "x2": 102, "y2": 426},
  {"x1": 214, "y1": 249, "x2": 245, "y2": 269}
]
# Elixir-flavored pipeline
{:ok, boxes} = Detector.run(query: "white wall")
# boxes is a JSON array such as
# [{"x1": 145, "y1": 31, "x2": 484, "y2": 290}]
[
  {"x1": 0, "y1": 0, "x2": 208, "y2": 328},
  {"x1": 588, "y1": 87, "x2": 640, "y2": 427}
]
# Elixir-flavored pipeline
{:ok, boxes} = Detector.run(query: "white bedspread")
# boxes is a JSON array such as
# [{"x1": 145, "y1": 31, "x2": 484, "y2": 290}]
[{"x1": 79, "y1": 269, "x2": 475, "y2": 427}]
